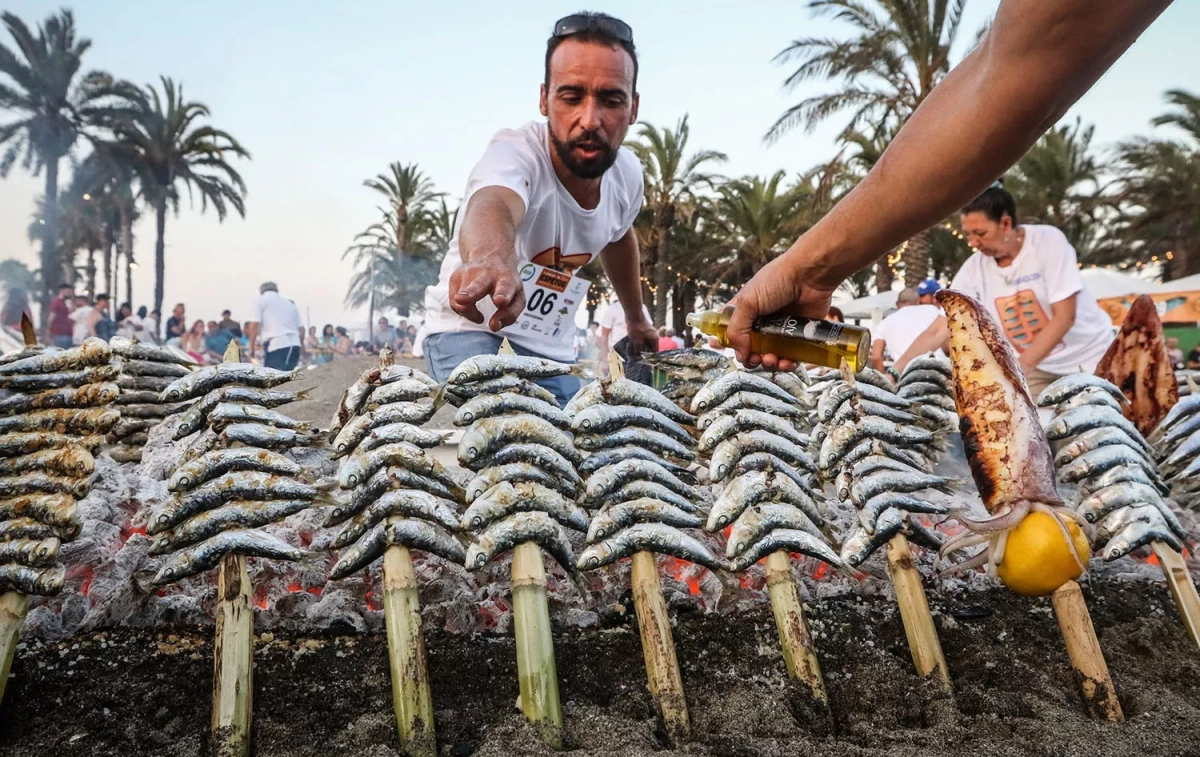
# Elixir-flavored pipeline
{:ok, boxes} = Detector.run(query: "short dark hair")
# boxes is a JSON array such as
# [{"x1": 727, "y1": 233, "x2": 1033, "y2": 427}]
[
  {"x1": 962, "y1": 184, "x2": 1018, "y2": 226},
  {"x1": 95, "y1": 293, "x2": 109, "y2": 302},
  {"x1": 57, "y1": 283, "x2": 72, "y2": 291},
  {"x1": 222, "y1": 309, "x2": 231, "y2": 317},
  {"x1": 545, "y1": 12, "x2": 638, "y2": 92}
]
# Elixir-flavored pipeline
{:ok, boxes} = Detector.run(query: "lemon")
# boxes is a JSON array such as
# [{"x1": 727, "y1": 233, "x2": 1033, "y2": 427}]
[{"x1": 996, "y1": 510, "x2": 1091, "y2": 597}]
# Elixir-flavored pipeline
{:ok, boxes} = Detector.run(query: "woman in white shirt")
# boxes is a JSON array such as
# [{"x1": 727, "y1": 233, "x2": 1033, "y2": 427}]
[{"x1": 895, "y1": 185, "x2": 1113, "y2": 395}]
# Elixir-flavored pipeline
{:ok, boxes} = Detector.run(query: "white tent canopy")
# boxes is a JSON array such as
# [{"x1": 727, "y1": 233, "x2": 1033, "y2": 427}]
[
  {"x1": 834, "y1": 290, "x2": 900, "y2": 322},
  {"x1": 1156, "y1": 272, "x2": 1200, "y2": 293},
  {"x1": 1078, "y1": 268, "x2": 1156, "y2": 299}
]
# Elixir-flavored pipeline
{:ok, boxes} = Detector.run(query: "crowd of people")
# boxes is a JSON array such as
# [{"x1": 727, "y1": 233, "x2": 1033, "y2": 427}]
[{"x1": 32, "y1": 282, "x2": 424, "y2": 370}]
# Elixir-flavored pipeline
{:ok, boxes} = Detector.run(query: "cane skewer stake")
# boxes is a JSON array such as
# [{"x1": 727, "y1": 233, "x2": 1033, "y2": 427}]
[
  {"x1": 497, "y1": 339, "x2": 564, "y2": 748},
  {"x1": 1152, "y1": 543, "x2": 1200, "y2": 648},
  {"x1": 212, "y1": 553, "x2": 253, "y2": 757},
  {"x1": 210, "y1": 339, "x2": 253, "y2": 757},
  {"x1": 382, "y1": 543, "x2": 436, "y2": 757},
  {"x1": 763, "y1": 551, "x2": 827, "y2": 704},
  {"x1": 838, "y1": 360, "x2": 951, "y2": 692},
  {"x1": 0, "y1": 321, "x2": 35, "y2": 712},
  {"x1": 604, "y1": 351, "x2": 692, "y2": 743},
  {"x1": 0, "y1": 592, "x2": 28, "y2": 709},
  {"x1": 1052, "y1": 580, "x2": 1123, "y2": 722},
  {"x1": 885, "y1": 534, "x2": 951, "y2": 689}
]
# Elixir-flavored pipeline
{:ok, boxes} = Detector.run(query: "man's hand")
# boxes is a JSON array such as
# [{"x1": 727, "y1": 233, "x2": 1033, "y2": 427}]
[
  {"x1": 449, "y1": 260, "x2": 526, "y2": 333},
  {"x1": 727, "y1": 256, "x2": 837, "y2": 371},
  {"x1": 625, "y1": 313, "x2": 658, "y2": 355}
]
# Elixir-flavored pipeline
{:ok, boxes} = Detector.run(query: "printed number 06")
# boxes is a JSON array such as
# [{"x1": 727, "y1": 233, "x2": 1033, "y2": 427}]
[{"x1": 527, "y1": 289, "x2": 558, "y2": 316}]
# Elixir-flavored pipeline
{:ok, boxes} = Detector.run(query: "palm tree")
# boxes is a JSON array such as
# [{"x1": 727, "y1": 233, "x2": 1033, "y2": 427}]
[
  {"x1": 345, "y1": 163, "x2": 444, "y2": 335},
  {"x1": 106, "y1": 77, "x2": 249, "y2": 324},
  {"x1": 769, "y1": 0, "x2": 969, "y2": 287},
  {"x1": 1109, "y1": 89, "x2": 1200, "y2": 280},
  {"x1": 705, "y1": 171, "x2": 813, "y2": 293},
  {"x1": 626, "y1": 116, "x2": 727, "y2": 326},
  {"x1": 364, "y1": 162, "x2": 441, "y2": 252},
  {"x1": 0, "y1": 9, "x2": 140, "y2": 331},
  {"x1": 72, "y1": 146, "x2": 139, "y2": 306},
  {"x1": 342, "y1": 240, "x2": 441, "y2": 320},
  {"x1": 1006, "y1": 119, "x2": 1103, "y2": 254}
]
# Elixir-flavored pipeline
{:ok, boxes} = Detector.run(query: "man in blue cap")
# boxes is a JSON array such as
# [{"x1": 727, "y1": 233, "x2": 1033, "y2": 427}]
[{"x1": 917, "y1": 278, "x2": 941, "y2": 305}]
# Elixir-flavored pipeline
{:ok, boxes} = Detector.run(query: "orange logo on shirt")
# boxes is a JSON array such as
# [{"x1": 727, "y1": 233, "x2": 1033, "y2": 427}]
[
  {"x1": 994, "y1": 289, "x2": 1047, "y2": 350},
  {"x1": 532, "y1": 246, "x2": 592, "y2": 271}
]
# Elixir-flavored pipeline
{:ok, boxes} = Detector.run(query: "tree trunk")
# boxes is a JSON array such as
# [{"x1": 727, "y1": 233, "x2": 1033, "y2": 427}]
[
  {"x1": 875, "y1": 251, "x2": 896, "y2": 293},
  {"x1": 120, "y1": 205, "x2": 134, "y2": 307},
  {"x1": 104, "y1": 240, "x2": 115, "y2": 305},
  {"x1": 154, "y1": 200, "x2": 167, "y2": 339},
  {"x1": 902, "y1": 228, "x2": 932, "y2": 290},
  {"x1": 651, "y1": 207, "x2": 675, "y2": 328},
  {"x1": 39, "y1": 159, "x2": 61, "y2": 337},
  {"x1": 672, "y1": 278, "x2": 695, "y2": 337},
  {"x1": 85, "y1": 248, "x2": 97, "y2": 300}
]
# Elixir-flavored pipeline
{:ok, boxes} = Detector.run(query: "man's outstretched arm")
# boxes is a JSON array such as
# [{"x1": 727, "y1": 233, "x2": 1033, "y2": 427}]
[{"x1": 727, "y1": 0, "x2": 1173, "y2": 369}]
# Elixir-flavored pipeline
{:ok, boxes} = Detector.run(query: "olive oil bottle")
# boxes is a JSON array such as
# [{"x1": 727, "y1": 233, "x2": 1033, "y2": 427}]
[{"x1": 686, "y1": 307, "x2": 871, "y2": 371}]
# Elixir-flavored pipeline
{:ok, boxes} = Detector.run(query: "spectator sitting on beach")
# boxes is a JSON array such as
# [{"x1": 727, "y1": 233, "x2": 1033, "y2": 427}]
[
  {"x1": 1167, "y1": 337, "x2": 1184, "y2": 370},
  {"x1": 165, "y1": 303, "x2": 186, "y2": 341},
  {"x1": 218, "y1": 309, "x2": 242, "y2": 338},
  {"x1": 180, "y1": 319, "x2": 209, "y2": 362},
  {"x1": 311, "y1": 324, "x2": 336, "y2": 365},
  {"x1": 374, "y1": 317, "x2": 398, "y2": 352},
  {"x1": 335, "y1": 326, "x2": 353, "y2": 357},
  {"x1": 206, "y1": 320, "x2": 235, "y2": 355}
]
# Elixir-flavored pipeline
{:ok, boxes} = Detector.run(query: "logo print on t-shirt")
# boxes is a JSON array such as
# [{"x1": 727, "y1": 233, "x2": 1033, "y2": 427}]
[
  {"x1": 531, "y1": 246, "x2": 592, "y2": 272},
  {"x1": 994, "y1": 289, "x2": 1047, "y2": 350}
]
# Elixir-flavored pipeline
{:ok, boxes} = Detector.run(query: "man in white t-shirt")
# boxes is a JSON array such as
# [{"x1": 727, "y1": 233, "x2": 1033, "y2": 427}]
[
  {"x1": 870, "y1": 287, "x2": 941, "y2": 371},
  {"x1": 420, "y1": 12, "x2": 656, "y2": 405},
  {"x1": 246, "y1": 281, "x2": 303, "y2": 370},
  {"x1": 896, "y1": 185, "x2": 1113, "y2": 395}
]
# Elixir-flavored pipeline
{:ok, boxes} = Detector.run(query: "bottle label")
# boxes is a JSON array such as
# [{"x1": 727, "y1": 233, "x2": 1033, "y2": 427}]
[{"x1": 752, "y1": 314, "x2": 843, "y2": 345}]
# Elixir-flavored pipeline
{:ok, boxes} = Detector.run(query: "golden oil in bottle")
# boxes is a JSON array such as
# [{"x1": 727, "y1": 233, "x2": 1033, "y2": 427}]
[{"x1": 686, "y1": 307, "x2": 871, "y2": 371}]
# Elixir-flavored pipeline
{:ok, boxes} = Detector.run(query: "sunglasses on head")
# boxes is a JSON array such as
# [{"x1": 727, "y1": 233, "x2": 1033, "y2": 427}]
[{"x1": 552, "y1": 13, "x2": 633, "y2": 43}]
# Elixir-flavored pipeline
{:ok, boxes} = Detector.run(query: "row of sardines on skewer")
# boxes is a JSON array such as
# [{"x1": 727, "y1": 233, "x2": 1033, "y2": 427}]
[
  {"x1": 148, "y1": 361, "x2": 320, "y2": 585},
  {"x1": 808, "y1": 359, "x2": 954, "y2": 569},
  {"x1": 0, "y1": 338, "x2": 123, "y2": 595},
  {"x1": 106, "y1": 336, "x2": 202, "y2": 463},
  {"x1": 326, "y1": 355, "x2": 462, "y2": 578},
  {"x1": 1039, "y1": 375, "x2": 1190, "y2": 560},
  {"x1": 691, "y1": 367, "x2": 840, "y2": 571}
]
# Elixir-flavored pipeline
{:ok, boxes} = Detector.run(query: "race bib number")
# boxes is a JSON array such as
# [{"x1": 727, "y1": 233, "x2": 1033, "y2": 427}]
[{"x1": 513, "y1": 263, "x2": 590, "y2": 340}]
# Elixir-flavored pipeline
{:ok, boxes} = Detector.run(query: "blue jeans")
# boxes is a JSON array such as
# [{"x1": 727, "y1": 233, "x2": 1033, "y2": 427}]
[
  {"x1": 424, "y1": 331, "x2": 580, "y2": 407},
  {"x1": 51, "y1": 335, "x2": 73, "y2": 348}
]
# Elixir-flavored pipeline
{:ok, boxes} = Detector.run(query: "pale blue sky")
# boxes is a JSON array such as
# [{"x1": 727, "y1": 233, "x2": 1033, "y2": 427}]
[{"x1": 0, "y1": 1, "x2": 1196, "y2": 329}]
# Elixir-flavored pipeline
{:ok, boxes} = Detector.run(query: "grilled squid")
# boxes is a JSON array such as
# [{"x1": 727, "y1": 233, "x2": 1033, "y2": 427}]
[{"x1": 936, "y1": 290, "x2": 1090, "y2": 596}]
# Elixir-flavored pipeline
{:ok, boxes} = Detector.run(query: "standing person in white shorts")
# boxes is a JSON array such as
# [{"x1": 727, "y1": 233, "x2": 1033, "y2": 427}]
[
  {"x1": 869, "y1": 287, "x2": 942, "y2": 373},
  {"x1": 420, "y1": 12, "x2": 656, "y2": 405}
]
